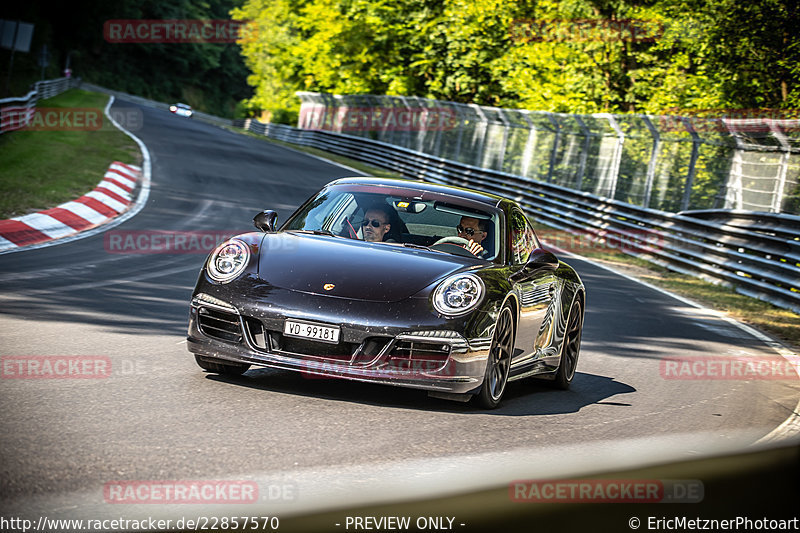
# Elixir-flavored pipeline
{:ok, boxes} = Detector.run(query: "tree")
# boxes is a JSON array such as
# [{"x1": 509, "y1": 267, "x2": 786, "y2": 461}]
[{"x1": 233, "y1": 0, "x2": 799, "y2": 120}]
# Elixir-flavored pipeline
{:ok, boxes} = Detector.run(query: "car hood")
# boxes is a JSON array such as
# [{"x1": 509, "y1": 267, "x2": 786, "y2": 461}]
[{"x1": 256, "y1": 232, "x2": 474, "y2": 302}]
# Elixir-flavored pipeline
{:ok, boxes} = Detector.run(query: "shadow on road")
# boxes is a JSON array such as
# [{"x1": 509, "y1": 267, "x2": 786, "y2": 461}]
[{"x1": 203, "y1": 369, "x2": 635, "y2": 416}]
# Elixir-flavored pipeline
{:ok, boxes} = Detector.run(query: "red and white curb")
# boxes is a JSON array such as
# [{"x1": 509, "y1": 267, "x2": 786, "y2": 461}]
[
  {"x1": 0, "y1": 162, "x2": 141, "y2": 251},
  {"x1": 0, "y1": 95, "x2": 152, "y2": 254}
]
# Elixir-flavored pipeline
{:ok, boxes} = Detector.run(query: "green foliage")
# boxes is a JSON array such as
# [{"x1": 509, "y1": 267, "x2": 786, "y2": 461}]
[
  {"x1": 232, "y1": 0, "x2": 799, "y2": 121},
  {"x1": 0, "y1": 89, "x2": 139, "y2": 219},
  {"x1": 8, "y1": 0, "x2": 796, "y2": 123}
]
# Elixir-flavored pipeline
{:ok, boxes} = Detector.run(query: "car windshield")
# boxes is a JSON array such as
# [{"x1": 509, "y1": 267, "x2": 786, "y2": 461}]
[{"x1": 282, "y1": 185, "x2": 499, "y2": 260}]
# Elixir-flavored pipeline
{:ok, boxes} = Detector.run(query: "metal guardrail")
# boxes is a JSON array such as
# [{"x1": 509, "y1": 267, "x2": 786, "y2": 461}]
[
  {"x1": 34, "y1": 77, "x2": 78, "y2": 100},
  {"x1": 245, "y1": 121, "x2": 800, "y2": 314},
  {"x1": 0, "y1": 77, "x2": 80, "y2": 134},
  {"x1": 679, "y1": 210, "x2": 800, "y2": 242}
]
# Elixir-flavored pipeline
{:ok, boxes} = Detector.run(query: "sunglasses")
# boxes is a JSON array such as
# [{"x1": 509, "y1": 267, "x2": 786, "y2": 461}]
[
  {"x1": 457, "y1": 224, "x2": 483, "y2": 237},
  {"x1": 361, "y1": 219, "x2": 386, "y2": 228}
]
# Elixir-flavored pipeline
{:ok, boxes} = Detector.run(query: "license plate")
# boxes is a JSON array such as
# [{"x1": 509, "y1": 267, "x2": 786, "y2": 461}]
[{"x1": 283, "y1": 320, "x2": 340, "y2": 344}]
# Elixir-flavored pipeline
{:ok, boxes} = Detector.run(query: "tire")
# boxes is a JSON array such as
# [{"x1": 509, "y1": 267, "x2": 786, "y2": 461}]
[
  {"x1": 475, "y1": 303, "x2": 515, "y2": 409},
  {"x1": 553, "y1": 298, "x2": 583, "y2": 390},
  {"x1": 194, "y1": 354, "x2": 250, "y2": 376}
]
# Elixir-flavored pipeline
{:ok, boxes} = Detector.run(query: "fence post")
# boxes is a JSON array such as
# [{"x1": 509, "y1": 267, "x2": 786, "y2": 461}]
[
  {"x1": 471, "y1": 104, "x2": 488, "y2": 168},
  {"x1": 642, "y1": 115, "x2": 662, "y2": 209},
  {"x1": 519, "y1": 111, "x2": 537, "y2": 179},
  {"x1": 365, "y1": 94, "x2": 384, "y2": 143},
  {"x1": 545, "y1": 113, "x2": 560, "y2": 183},
  {"x1": 602, "y1": 114, "x2": 625, "y2": 199},
  {"x1": 321, "y1": 92, "x2": 336, "y2": 131},
  {"x1": 432, "y1": 100, "x2": 448, "y2": 158},
  {"x1": 681, "y1": 117, "x2": 701, "y2": 211},
  {"x1": 496, "y1": 108, "x2": 510, "y2": 171},
  {"x1": 768, "y1": 120, "x2": 792, "y2": 213},
  {"x1": 574, "y1": 116, "x2": 591, "y2": 190},
  {"x1": 453, "y1": 103, "x2": 465, "y2": 164}
]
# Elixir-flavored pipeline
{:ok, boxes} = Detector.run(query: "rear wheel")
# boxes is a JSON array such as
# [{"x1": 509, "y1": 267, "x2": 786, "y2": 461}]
[
  {"x1": 475, "y1": 304, "x2": 515, "y2": 409},
  {"x1": 553, "y1": 298, "x2": 583, "y2": 390},
  {"x1": 194, "y1": 355, "x2": 250, "y2": 376}
]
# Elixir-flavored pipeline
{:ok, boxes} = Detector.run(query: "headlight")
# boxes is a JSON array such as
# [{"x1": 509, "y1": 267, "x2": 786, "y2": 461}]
[
  {"x1": 169, "y1": 105, "x2": 177, "y2": 112},
  {"x1": 432, "y1": 274, "x2": 484, "y2": 317},
  {"x1": 207, "y1": 239, "x2": 250, "y2": 283}
]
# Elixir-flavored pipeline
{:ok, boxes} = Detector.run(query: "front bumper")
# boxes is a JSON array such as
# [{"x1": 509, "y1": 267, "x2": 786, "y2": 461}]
[{"x1": 186, "y1": 287, "x2": 494, "y2": 395}]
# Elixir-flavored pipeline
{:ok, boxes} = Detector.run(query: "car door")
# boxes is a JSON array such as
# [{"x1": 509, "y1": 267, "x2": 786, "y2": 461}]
[{"x1": 508, "y1": 208, "x2": 559, "y2": 373}]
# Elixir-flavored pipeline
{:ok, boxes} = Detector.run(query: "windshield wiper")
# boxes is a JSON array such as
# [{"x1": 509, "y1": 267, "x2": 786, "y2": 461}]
[
  {"x1": 287, "y1": 229, "x2": 339, "y2": 237},
  {"x1": 399, "y1": 242, "x2": 433, "y2": 251}
]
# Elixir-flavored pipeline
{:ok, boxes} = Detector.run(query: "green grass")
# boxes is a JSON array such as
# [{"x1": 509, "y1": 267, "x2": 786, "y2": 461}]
[{"x1": 0, "y1": 89, "x2": 140, "y2": 219}]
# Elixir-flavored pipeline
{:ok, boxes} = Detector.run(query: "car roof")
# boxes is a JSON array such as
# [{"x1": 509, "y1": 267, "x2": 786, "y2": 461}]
[{"x1": 329, "y1": 177, "x2": 507, "y2": 208}]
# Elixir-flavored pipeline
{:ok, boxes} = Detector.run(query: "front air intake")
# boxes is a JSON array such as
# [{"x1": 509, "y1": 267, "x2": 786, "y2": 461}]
[{"x1": 197, "y1": 307, "x2": 242, "y2": 343}]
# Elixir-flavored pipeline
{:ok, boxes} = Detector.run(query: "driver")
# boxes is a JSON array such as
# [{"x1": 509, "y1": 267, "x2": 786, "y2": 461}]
[{"x1": 457, "y1": 216, "x2": 488, "y2": 256}]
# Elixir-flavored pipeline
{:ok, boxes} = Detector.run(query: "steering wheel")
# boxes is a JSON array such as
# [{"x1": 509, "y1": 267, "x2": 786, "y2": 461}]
[
  {"x1": 430, "y1": 236, "x2": 477, "y2": 258},
  {"x1": 433, "y1": 236, "x2": 470, "y2": 247}
]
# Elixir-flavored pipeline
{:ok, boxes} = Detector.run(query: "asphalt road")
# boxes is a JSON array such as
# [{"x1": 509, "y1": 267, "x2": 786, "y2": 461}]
[{"x1": 1, "y1": 100, "x2": 798, "y2": 525}]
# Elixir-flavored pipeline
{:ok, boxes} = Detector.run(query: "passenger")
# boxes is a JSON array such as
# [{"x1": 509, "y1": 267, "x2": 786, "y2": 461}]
[{"x1": 361, "y1": 205, "x2": 393, "y2": 242}]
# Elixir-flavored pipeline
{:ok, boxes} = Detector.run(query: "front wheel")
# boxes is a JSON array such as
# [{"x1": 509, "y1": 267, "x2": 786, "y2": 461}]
[
  {"x1": 553, "y1": 298, "x2": 583, "y2": 389},
  {"x1": 195, "y1": 355, "x2": 250, "y2": 376},
  {"x1": 474, "y1": 303, "x2": 515, "y2": 409}
]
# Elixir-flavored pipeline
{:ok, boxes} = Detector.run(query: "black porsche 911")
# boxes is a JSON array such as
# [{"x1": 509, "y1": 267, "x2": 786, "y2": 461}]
[{"x1": 187, "y1": 177, "x2": 585, "y2": 408}]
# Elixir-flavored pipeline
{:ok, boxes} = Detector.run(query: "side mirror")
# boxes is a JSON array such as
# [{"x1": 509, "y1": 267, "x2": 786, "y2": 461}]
[
  {"x1": 253, "y1": 210, "x2": 278, "y2": 232},
  {"x1": 525, "y1": 248, "x2": 559, "y2": 272}
]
